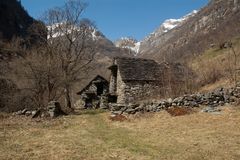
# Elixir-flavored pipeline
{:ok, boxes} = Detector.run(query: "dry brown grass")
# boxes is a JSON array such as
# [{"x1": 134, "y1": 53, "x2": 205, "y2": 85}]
[
  {"x1": 1, "y1": 106, "x2": 240, "y2": 160},
  {"x1": 190, "y1": 37, "x2": 240, "y2": 88},
  {"x1": 199, "y1": 78, "x2": 233, "y2": 93}
]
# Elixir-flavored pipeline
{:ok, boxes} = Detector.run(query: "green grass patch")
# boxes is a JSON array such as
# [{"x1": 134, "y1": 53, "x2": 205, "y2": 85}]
[{"x1": 84, "y1": 114, "x2": 160, "y2": 158}]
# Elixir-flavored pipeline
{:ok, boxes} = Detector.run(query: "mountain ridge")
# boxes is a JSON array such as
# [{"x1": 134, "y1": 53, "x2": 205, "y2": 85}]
[
  {"x1": 0, "y1": 0, "x2": 38, "y2": 41},
  {"x1": 138, "y1": 0, "x2": 240, "y2": 63},
  {"x1": 114, "y1": 10, "x2": 198, "y2": 56}
]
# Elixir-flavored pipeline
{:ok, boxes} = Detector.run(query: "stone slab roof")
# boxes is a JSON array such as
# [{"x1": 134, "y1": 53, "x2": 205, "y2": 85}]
[
  {"x1": 112, "y1": 57, "x2": 167, "y2": 81},
  {"x1": 76, "y1": 75, "x2": 108, "y2": 95}
]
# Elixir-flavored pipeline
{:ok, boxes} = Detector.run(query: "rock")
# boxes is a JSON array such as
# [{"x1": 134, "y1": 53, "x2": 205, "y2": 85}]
[
  {"x1": 100, "y1": 104, "x2": 108, "y2": 109},
  {"x1": 224, "y1": 94, "x2": 230, "y2": 102},
  {"x1": 135, "y1": 103, "x2": 145, "y2": 112},
  {"x1": 150, "y1": 103, "x2": 158, "y2": 111},
  {"x1": 110, "y1": 103, "x2": 126, "y2": 111},
  {"x1": 219, "y1": 101, "x2": 225, "y2": 106},
  {"x1": 184, "y1": 101, "x2": 190, "y2": 106},
  {"x1": 47, "y1": 101, "x2": 66, "y2": 118},
  {"x1": 167, "y1": 98, "x2": 173, "y2": 104},
  {"x1": 15, "y1": 110, "x2": 22, "y2": 115},
  {"x1": 173, "y1": 97, "x2": 183, "y2": 103},
  {"x1": 120, "y1": 106, "x2": 128, "y2": 112},
  {"x1": 32, "y1": 109, "x2": 41, "y2": 118},
  {"x1": 108, "y1": 86, "x2": 240, "y2": 115},
  {"x1": 213, "y1": 101, "x2": 218, "y2": 104},
  {"x1": 21, "y1": 108, "x2": 28, "y2": 115},
  {"x1": 189, "y1": 101, "x2": 199, "y2": 107},
  {"x1": 41, "y1": 113, "x2": 46, "y2": 118},
  {"x1": 184, "y1": 96, "x2": 194, "y2": 101},
  {"x1": 31, "y1": 110, "x2": 37, "y2": 116},
  {"x1": 125, "y1": 108, "x2": 136, "y2": 114},
  {"x1": 100, "y1": 95, "x2": 108, "y2": 108},
  {"x1": 201, "y1": 106, "x2": 221, "y2": 113},
  {"x1": 145, "y1": 104, "x2": 154, "y2": 112},
  {"x1": 128, "y1": 103, "x2": 139, "y2": 109},
  {"x1": 112, "y1": 111, "x2": 123, "y2": 115},
  {"x1": 25, "y1": 111, "x2": 32, "y2": 116}
]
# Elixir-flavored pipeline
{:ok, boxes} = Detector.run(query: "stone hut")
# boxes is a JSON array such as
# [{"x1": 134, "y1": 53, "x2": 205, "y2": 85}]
[
  {"x1": 108, "y1": 57, "x2": 168, "y2": 104},
  {"x1": 76, "y1": 75, "x2": 109, "y2": 108}
]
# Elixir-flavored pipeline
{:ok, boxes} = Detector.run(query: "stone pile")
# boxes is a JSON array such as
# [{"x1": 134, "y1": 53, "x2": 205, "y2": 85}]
[
  {"x1": 13, "y1": 108, "x2": 37, "y2": 117},
  {"x1": 110, "y1": 87, "x2": 240, "y2": 114},
  {"x1": 13, "y1": 101, "x2": 67, "y2": 118},
  {"x1": 47, "y1": 101, "x2": 67, "y2": 118}
]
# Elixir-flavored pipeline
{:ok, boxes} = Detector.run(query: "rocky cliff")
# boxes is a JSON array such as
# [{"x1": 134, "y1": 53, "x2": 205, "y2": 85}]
[
  {"x1": 138, "y1": 0, "x2": 240, "y2": 63},
  {"x1": 138, "y1": 10, "x2": 198, "y2": 57},
  {"x1": 0, "y1": 0, "x2": 38, "y2": 41}
]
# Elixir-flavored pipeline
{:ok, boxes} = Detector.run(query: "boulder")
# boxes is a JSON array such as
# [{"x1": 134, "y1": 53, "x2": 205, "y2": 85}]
[
  {"x1": 111, "y1": 111, "x2": 123, "y2": 115},
  {"x1": 100, "y1": 95, "x2": 109, "y2": 109},
  {"x1": 74, "y1": 99, "x2": 86, "y2": 110},
  {"x1": 47, "y1": 101, "x2": 66, "y2": 118},
  {"x1": 32, "y1": 109, "x2": 44, "y2": 118},
  {"x1": 21, "y1": 108, "x2": 28, "y2": 115},
  {"x1": 109, "y1": 103, "x2": 126, "y2": 111},
  {"x1": 25, "y1": 111, "x2": 32, "y2": 116},
  {"x1": 125, "y1": 108, "x2": 136, "y2": 114},
  {"x1": 201, "y1": 106, "x2": 221, "y2": 113}
]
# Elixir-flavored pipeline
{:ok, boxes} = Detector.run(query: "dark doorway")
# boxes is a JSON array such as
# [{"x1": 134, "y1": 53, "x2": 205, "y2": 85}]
[
  {"x1": 96, "y1": 83, "x2": 104, "y2": 95},
  {"x1": 108, "y1": 95, "x2": 117, "y2": 103},
  {"x1": 85, "y1": 98, "x2": 92, "y2": 108}
]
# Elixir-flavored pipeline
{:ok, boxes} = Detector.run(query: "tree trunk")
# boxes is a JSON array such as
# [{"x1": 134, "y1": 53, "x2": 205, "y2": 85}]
[{"x1": 65, "y1": 84, "x2": 72, "y2": 109}]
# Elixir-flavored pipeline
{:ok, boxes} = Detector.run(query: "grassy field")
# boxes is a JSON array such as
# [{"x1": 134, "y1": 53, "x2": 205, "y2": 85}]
[{"x1": 1, "y1": 106, "x2": 240, "y2": 160}]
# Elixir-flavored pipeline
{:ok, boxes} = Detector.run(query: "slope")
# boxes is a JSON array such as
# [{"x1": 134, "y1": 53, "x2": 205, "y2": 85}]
[{"x1": 139, "y1": 0, "x2": 240, "y2": 63}]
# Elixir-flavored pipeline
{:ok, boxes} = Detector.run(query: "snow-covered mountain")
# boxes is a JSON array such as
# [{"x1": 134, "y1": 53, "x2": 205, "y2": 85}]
[
  {"x1": 47, "y1": 22, "x2": 134, "y2": 58},
  {"x1": 114, "y1": 37, "x2": 140, "y2": 55},
  {"x1": 139, "y1": 0, "x2": 240, "y2": 63},
  {"x1": 138, "y1": 10, "x2": 198, "y2": 55},
  {"x1": 115, "y1": 10, "x2": 198, "y2": 55},
  {"x1": 47, "y1": 22, "x2": 106, "y2": 41},
  {"x1": 145, "y1": 10, "x2": 198, "y2": 41}
]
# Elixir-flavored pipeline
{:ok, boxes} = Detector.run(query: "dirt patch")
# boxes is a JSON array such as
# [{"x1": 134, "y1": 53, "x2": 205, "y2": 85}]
[
  {"x1": 109, "y1": 114, "x2": 127, "y2": 122},
  {"x1": 167, "y1": 107, "x2": 194, "y2": 116}
]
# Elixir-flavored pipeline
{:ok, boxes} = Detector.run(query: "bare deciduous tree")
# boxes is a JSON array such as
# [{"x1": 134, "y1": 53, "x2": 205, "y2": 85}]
[
  {"x1": 7, "y1": 0, "x2": 96, "y2": 110},
  {"x1": 229, "y1": 42, "x2": 239, "y2": 86},
  {"x1": 9, "y1": 42, "x2": 63, "y2": 108},
  {"x1": 43, "y1": 0, "x2": 96, "y2": 109}
]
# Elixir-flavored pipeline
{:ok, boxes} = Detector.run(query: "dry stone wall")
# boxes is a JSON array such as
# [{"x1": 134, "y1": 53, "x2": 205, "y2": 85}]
[{"x1": 110, "y1": 86, "x2": 240, "y2": 114}]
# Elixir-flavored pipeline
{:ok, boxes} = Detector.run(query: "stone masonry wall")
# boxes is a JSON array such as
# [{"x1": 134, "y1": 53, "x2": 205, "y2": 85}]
[
  {"x1": 116, "y1": 74, "x2": 163, "y2": 103},
  {"x1": 110, "y1": 87, "x2": 240, "y2": 114},
  {"x1": 123, "y1": 81, "x2": 163, "y2": 103},
  {"x1": 116, "y1": 70, "x2": 126, "y2": 103},
  {"x1": 109, "y1": 71, "x2": 117, "y2": 94}
]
